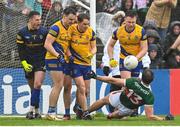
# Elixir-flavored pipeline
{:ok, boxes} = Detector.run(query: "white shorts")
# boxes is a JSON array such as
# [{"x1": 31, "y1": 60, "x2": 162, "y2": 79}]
[{"x1": 109, "y1": 90, "x2": 134, "y2": 116}]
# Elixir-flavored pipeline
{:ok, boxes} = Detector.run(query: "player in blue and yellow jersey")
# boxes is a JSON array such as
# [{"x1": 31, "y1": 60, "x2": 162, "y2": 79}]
[
  {"x1": 16, "y1": 11, "x2": 48, "y2": 119},
  {"x1": 86, "y1": 69, "x2": 174, "y2": 121},
  {"x1": 44, "y1": 7, "x2": 76, "y2": 120},
  {"x1": 67, "y1": 13, "x2": 97, "y2": 120},
  {"x1": 108, "y1": 10, "x2": 148, "y2": 79}
]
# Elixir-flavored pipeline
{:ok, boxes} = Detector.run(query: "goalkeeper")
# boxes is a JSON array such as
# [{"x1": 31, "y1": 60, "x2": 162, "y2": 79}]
[
  {"x1": 16, "y1": 11, "x2": 48, "y2": 119},
  {"x1": 86, "y1": 69, "x2": 174, "y2": 121}
]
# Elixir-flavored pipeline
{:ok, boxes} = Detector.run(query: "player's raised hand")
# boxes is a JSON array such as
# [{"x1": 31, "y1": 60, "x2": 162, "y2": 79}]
[
  {"x1": 21, "y1": 60, "x2": 33, "y2": 72},
  {"x1": 165, "y1": 114, "x2": 174, "y2": 120},
  {"x1": 57, "y1": 54, "x2": 65, "y2": 64},
  {"x1": 109, "y1": 58, "x2": 118, "y2": 68},
  {"x1": 87, "y1": 70, "x2": 97, "y2": 79}
]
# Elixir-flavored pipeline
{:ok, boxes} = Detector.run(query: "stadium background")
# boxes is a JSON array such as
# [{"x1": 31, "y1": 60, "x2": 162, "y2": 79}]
[{"x1": 0, "y1": 0, "x2": 180, "y2": 117}]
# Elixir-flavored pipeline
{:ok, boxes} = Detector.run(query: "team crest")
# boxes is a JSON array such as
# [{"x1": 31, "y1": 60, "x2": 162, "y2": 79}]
[
  {"x1": 134, "y1": 35, "x2": 139, "y2": 41},
  {"x1": 40, "y1": 35, "x2": 43, "y2": 39}
]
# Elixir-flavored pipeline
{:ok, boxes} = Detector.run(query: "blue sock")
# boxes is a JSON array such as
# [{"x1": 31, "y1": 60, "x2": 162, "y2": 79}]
[
  {"x1": 30, "y1": 88, "x2": 40, "y2": 108},
  {"x1": 48, "y1": 106, "x2": 56, "y2": 113},
  {"x1": 65, "y1": 108, "x2": 70, "y2": 115}
]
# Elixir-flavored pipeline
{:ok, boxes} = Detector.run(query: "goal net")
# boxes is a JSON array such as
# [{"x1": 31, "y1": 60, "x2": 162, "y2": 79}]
[{"x1": 0, "y1": 0, "x2": 98, "y2": 115}]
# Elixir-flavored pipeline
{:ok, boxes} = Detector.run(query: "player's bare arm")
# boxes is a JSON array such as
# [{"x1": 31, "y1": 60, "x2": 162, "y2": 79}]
[
  {"x1": 90, "y1": 40, "x2": 97, "y2": 55},
  {"x1": 44, "y1": 34, "x2": 59, "y2": 57},
  {"x1": 96, "y1": 75, "x2": 125, "y2": 87},
  {"x1": 144, "y1": 105, "x2": 164, "y2": 121},
  {"x1": 136, "y1": 40, "x2": 148, "y2": 60}
]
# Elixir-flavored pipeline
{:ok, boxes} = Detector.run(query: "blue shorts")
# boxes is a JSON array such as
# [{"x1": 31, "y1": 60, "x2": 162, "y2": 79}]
[
  {"x1": 71, "y1": 63, "x2": 91, "y2": 80},
  {"x1": 64, "y1": 63, "x2": 72, "y2": 76},
  {"x1": 119, "y1": 58, "x2": 143, "y2": 77},
  {"x1": 45, "y1": 59, "x2": 64, "y2": 72}
]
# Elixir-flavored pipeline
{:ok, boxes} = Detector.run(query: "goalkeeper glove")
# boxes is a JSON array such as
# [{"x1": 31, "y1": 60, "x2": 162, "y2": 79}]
[
  {"x1": 69, "y1": 55, "x2": 74, "y2": 64},
  {"x1": 87, "y1": 53, "x2": 93, "y2": 59},
  {"x1": 103, "y1": 66, "x2": 110, "y2": 76},
  {"x1": 164, "y1": 114, "x2": 174, "y2": 120},
  {"x1": 109, "y1": 58, "x2": 118, "y2": 68},
  {"x1": 57, "y1": 54, "x2": 65, "y2": 64},
  {"x1": 21, "y1": 60, "x2": 33, "y2": 72},
  {"x1": 87, "y1": 70, "x2": 97, "y2": 79}
]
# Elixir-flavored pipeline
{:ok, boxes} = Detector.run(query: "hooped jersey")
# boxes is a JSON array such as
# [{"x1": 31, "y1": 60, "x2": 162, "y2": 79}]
[
  {"x1": 45, "y1": 21, "x2": 70, "y2": 60},
  {"x1": 68, "y1": 24, "x2": 96, "y2": 66},
  {"x1": 16, "y1": 26, "x2": 48, "y2": 62},
  {"x1": 120, "y1": 78, "x2": 154, "y2": 109},
  {"x1": 112, "y1": 24, "x2": 147, "y2": 59}
]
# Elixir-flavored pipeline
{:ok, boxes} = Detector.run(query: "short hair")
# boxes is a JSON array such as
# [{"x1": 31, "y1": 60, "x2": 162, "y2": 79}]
[
  {"x1": 142, "y1": 69, "x2": 154, "y2": 84},
  {"x1": 77, "y1": 13, "x2": 90, "y2": 22},
  {"x1": 125, "y1": 10, "x2": 137, "y2": 18},
  {"x1": 28, "y1": 11, "x2": 40, "y2": 19},
  {"x1": 63, "y1": 7, "x2": 76, "y2": 16}
]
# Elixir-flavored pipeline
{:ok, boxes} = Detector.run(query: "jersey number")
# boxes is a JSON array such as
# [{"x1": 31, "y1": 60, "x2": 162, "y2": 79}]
[{"x1": 126, "y1": 89, "x2": 142, "y2": 105}]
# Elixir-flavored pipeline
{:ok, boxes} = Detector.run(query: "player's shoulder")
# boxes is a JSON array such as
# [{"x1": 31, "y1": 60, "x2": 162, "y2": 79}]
[
  {"x1": 39, "y1": 26, "x2": 48, "y2": 33},
  {"x1": 18, "y1": 26, "x2": 28, "y2": 33},
  {"x1": 135, "y1": 24, "x2": 144, "y2": 31}
]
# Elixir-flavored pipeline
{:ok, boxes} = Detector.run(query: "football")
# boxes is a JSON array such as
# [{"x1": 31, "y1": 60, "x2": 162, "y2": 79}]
[{"x1": 124, "y1": 55, "x2": 138, "y2": 70}]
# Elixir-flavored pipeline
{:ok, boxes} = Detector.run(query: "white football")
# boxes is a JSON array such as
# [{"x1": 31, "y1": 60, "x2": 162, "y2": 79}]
[{"x1": 124, "y1": 55, "x2": 138, "y2": 70}]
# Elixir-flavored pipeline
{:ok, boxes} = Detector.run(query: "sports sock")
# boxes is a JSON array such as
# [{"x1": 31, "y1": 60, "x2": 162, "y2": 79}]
[
  {"x1": 31, "y1": 88, "x2": 40, "y2": 107},
  {"x1": 48, "y1": 106, "x2": 56, "y2": 114},
  {"x1": 65, "y1": 108, "x2": 70, "y2": 115}
]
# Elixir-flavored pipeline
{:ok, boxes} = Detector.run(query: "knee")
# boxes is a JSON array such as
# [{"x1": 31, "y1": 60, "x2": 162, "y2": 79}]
[{"x1": 34, "y1": 81, "x2": 42, "y2": 89}]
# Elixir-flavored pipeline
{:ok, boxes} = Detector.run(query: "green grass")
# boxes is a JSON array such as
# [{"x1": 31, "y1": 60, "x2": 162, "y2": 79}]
[{"x1": 0, "y1": 114, "x2": 180, "y2": 126}]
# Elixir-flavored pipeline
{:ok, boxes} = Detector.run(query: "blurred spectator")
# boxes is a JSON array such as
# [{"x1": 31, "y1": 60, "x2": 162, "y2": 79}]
[
  {"x1": 96, "y1": 0, "x2": 106, "y2": 13},
  {"x1": 164, "y1": 49, "x2": 180, "y2": 68},
  {"x1": 148, "y1": 44, "x2": 164, "y2": 69},
  {"x1": 104, "y1": 0, "x2": 121, "y2": 14},
  {"x1": 111, "y1": 11, "x2": 125, "y2": 26},
  {"x1": 143, "y1": 19, "x2": 158, "y2": 31},
  {"x1": 170, "y1": 0, "x2": 180, "y2": 22},
  {"x1": 146, "y1": 29, "x2": 164, "y2": 58},
  {"x1": 41, "y1": 0, "x2": 51, "y2": 26},
  {"x1": 146, "y1": 0, "x2": 177, "y2": 41},
  {"x1": 25, "y1": 0, "x2": 42, "y2": 15},
  {"x1": 163, "y1": 21, "x2": 180, "y2": 52},
  {"x1": 121, "y1": 0, "x2": 135, "y2": 12},
  {"x1": 45, "y1": 1, "x2": 63, "y2": 29},
  {"x1": 135, "y1": 0, "x2": 148, "y2": 24}
]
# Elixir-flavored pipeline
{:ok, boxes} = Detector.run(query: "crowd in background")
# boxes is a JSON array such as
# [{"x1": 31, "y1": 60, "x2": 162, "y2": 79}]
[
  {"x1": 0, "y1": 0, "x2": 180, "y2": 69},
  {"x1": 97, "y1": 0, "x2": 180, "y2": 69}
]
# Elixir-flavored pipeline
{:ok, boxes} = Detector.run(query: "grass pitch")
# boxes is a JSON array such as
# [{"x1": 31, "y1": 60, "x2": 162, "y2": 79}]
[{"x1": 0, "y1": 114, "x2": 180, "y2": 126}]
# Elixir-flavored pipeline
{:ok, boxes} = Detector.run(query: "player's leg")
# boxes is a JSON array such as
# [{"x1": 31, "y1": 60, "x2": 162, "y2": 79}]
[
  {"x1": 47, "y1": 71, "x2": 64, "y2": 115},
  {"x1": 45, "y1": 59, "x2": 65, "y2": 120},
  {"x1": 25, "y1": 71, "x2": 35, "y2": 119},
  {"x1": 63, "y1": 75, "x2": 72, "y2": 120},
  {"x1": 88, "y1": 95, "x2": 110, "y2": 113},
  {"x1": 32, "y1": 70, "x2": 45, "y2": 119}
]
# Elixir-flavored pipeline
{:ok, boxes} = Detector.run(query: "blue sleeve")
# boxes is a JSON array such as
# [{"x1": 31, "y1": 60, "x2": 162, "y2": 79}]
[
  {"x1": 90, "y1": 30, "x2": 96, "y2": 41},
  {"x1": 48, "y1": 25, "x2": 60, "y2": 38},
  {"x1": 112, "y1": 29, "x2": 118, "y2": 40},
  {"x1": 141, "y1": 28, "x2": 147, "y2": 41}
]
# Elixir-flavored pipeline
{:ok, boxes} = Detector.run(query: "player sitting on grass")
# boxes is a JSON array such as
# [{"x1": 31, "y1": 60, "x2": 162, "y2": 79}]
[{"x1": 85, "y1": 69, "x2": 174, "y2": 121}]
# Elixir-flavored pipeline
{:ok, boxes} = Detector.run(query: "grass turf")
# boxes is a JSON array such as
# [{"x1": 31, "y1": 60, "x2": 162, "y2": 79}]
[{"x1": 0, "y1": 114, "x2": 180, "y2": 126}]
